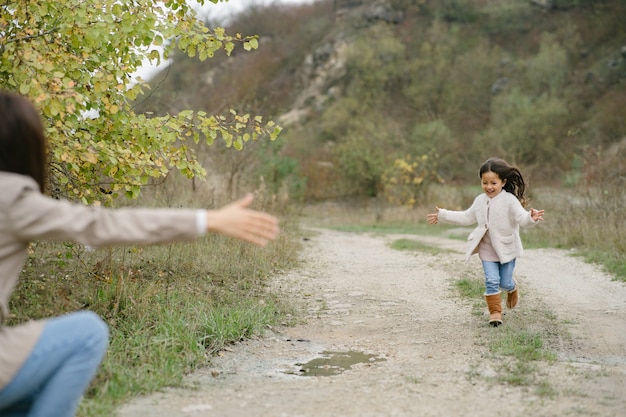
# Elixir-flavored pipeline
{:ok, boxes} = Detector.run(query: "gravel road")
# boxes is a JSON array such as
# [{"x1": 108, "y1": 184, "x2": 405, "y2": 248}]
[{"x1": 117, "y1": 228, "x2": 626, "y2": 417}]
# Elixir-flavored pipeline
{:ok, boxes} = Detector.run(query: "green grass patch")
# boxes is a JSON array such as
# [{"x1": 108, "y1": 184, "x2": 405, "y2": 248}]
[
  {"x1": 327, "y1": 222, "x2": 441, "y2": 235},
  {"x1": 582, "y1": 250, "x2": 626, "y2": 281},
  {"x1": 80, "y1": 292, "x2": 286, "y2": 415},
  {"x1": 389, "y1": 238, "x2": 447, "y2": 254},
  {"x1": 454, "y1": 275, "x2": 559, "y2": 393},
  {"x1": 455, "y1": 277, "x2": 484, "y2": 299},
  {"x1": 491, "y1": 328, "x2": 556, "y2": 362},
  {"x1": 497, "y1": 361, "x2": 539, "y2": 386},
  {"x1": 454, "y1": 277, "x2": 487, "y2": 317}
]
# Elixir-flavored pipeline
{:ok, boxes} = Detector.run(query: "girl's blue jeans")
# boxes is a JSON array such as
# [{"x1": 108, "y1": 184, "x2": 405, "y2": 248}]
[
  {"x1": 0, "y1": 311, "x2": 109, "y2": 417},
  {"x1": 482, "y1": 259, "x2": 516, "y2": 295}
]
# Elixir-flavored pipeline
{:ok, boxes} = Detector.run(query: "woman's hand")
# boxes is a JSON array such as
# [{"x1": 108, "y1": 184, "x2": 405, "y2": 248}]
[
  {"x1": 426, "y1": 207, "x2": 441, "y2": 224},
  {"x1": 530, "y1": 208, "x2": 544, "y2": 222},
  {"x1": 206, "y1": 193, "x2": 280, "y2": 246}
]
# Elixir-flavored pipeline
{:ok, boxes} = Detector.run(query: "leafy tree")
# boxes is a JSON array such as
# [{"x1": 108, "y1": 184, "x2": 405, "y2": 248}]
[
  {"x1": 402, "y1": 20, "x2": 460, "y2": 118},
  {"x1": 344, "y1": 22, "x2": 406, "y2": 101},
  {"x1": 0, "y1": 0, "x2": 281, "y2": 203},
  {"x1": 523, "y1": 33, "x2": 569, "y2": 96},
  {"x1": 407, "y1": 120, "x2": 457, "y2": 176},
  {"x1": 253, "y1": 138, "x2": 307, "y2": 202},
  {"x1": 473, "y1": 88, "x2": 569, "y2": 168},
  {"x1": 382, "y1": 154, "x2": 442, "y2": 207},
  {"x1": 333, "y1": 109, "x2": 406, "y2": 198}
]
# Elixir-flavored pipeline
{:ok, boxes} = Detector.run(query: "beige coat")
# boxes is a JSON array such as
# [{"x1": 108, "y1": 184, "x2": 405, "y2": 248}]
[
  {"x1": 437, "y1": 190, "x2": 537, "y2": 263},
  {"x1": 0, "y1": 172, "x2": 202, "y2": 389}
]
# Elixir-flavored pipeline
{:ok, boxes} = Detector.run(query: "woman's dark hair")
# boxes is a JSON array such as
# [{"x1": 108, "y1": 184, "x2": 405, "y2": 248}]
[
  {"x1": 0, "y1": 90, "x2": 48, "y2": 192},
  {"x1": 479, "y1": 157, "x2": 527, "y2": 207}
]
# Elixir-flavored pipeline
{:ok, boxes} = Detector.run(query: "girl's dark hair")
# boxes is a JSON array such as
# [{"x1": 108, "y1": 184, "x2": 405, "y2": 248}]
[
  {"x1": 479, "y1": 157, "x2": 527, "y2": 207},
  {"x1": 0, "y1": 90, "x2": 48, "y2": 192}
]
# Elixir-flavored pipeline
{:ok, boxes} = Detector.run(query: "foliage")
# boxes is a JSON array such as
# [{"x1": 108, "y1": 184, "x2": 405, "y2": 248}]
[
  {"x1": 335, "y1": 133, "x2": 387, "y2": 198},
  {"x1": 389, "y1": 238, "x2": 450, "y2": 254},
  {"x1": 0, "y1": 0, "x2": 280, "y2": 203},
  {"x1": 332, "y1": 108, "x2": 407, "y2": 198},
  {"x1": 473, "y1": 88, "x2": 569, "y2": 167},
  {"x1": 523, "y1": 33, "x2": 570, "y2": 96},
  {"x1": 344, "y1": 23, "x2": 406, "y2": 99},
  {"x1": 435, "y1": 0, "x2": 479, "y2": 23},
  {"x1": 382, "y1": 154, "x2": 442, "y2": 207},
  {"x1": 133, "y1": 0, "x2": 626, "y2": 197},
  {"x1": 254, "y1": 138, "x2": 307, "y2": 202},
  {"x1": 402, "y1": 20, "x2": 461, "y2": 118}
]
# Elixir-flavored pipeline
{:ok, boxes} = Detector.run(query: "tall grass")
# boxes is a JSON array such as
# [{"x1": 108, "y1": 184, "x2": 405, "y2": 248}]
[
  {"x1": 524, "y1": 184, "x2": 626, "y2": 281},
  {"x1": 304, "y1": 180, "x2": 626, "y2": 281}
]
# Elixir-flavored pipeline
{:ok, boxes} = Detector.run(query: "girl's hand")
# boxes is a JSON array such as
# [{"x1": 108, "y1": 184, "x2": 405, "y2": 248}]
[
  {"x1": 427, "y1": 207, "x2": 441, "y2": 224},
  {"x1": 530, "y1": 208, "x2": 544, "y2": 222},
  {"x1": 206, "y1": 193, "x2": 280, "y2": 246}
]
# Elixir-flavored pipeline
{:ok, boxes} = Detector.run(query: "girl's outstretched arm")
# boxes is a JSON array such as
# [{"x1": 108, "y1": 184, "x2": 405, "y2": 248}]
[
  {"x1": 530, "y1": 208, "x2": 544, "y2": 222},
  {"x1": 426, "y1": 207, "x2": 440, "y2": 224}
]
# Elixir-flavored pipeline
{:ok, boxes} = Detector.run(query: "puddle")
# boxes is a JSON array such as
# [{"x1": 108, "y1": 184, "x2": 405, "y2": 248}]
[{"x1": 289, "y1": 351, "x2": 385, "y2": 377}]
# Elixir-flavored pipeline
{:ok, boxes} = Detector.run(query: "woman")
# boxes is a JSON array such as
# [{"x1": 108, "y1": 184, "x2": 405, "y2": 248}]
[{"x1": 0, "y1": 90, "x2": 280, "y2": 416}]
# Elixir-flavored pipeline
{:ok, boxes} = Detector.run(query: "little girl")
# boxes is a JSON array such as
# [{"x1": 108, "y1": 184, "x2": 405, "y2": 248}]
[{"x1": 427, "y1": 158, "x2": 544, "y2": 327}]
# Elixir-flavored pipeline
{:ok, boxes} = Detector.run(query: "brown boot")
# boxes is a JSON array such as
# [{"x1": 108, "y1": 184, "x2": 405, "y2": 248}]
[
  {"x1": 485, "y1": 293, "x2": 502, "y2": 327},
  {"x1": 506, "y1": 279, "x2": 518, "y2": 309}
]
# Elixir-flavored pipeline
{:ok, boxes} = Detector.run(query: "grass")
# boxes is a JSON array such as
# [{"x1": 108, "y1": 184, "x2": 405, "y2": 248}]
[
  {"x1": 524, "y1": 185, "x2": 626, "y2": 281},
  {"x1": 491, "y1": 328, "x2": 556, "y2": 362},
  {"x1": 452, "y1": 274, "x2": 559, "y2": 394},
  {"x1": 81, "y1": 291, "x2": 287, "y2": 415},
  {"x1": 389, "y1": 238, "x2": 448, "y2": 254},
  {"x1": 455, "y1": 277, "x2": 485, "y2": 299},
  {"x1": 327, "y1": 222, "x2": 437, "y2": 236}
]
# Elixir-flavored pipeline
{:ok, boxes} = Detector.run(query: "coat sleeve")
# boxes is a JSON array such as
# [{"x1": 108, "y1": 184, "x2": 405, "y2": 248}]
[
  {"x1": 7, "y1": 182, "x2": 200, "y2": 248},
  {"x1": 508, "y1": 196, "x2": 537, "y2": 228},
  {"x1": 438, "y1": 197, "x2": 480, "y2": 226}
]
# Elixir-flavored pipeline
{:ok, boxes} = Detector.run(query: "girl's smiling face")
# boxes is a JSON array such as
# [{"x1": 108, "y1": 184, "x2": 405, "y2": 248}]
[{"x1": 481, "y1": 170, "x2": 506, "y2": 198}]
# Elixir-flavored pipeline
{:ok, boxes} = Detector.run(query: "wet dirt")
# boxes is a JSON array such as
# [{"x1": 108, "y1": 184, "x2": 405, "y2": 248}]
[{"x1": 117, "y1": 227, "x2": 626, "y2": 417}]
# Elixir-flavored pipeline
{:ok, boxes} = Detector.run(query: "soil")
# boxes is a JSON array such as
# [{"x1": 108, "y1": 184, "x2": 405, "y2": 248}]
[{"x1": 117, "y1": 226, "x2": 626, "y2": 417}]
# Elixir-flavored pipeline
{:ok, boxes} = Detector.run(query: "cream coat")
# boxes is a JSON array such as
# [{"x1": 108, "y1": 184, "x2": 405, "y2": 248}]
[
  {"x1": 437, "y1": 190, "x2": 537, "y2": 263},
  {"x1": 0, "y1": 172, "x2": 203, "y2": 389}
]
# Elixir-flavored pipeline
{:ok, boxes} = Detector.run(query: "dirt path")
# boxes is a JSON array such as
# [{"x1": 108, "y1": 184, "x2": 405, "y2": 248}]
[{"x1": 117, "y1": 228, "x2": 626, "y2": 417}]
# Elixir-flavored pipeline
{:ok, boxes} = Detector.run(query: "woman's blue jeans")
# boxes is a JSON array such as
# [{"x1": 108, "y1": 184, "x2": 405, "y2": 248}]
[
  {"x1": 482, "y1": 259, "x2": 516, "y2": 295},
  {"x1": 0, "y1": 311, "x2": 109, "y2": 417}
]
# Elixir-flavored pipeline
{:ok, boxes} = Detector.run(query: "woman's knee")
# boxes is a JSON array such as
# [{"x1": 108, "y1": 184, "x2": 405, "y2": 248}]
[
  {"x1": 55, "y1": 311, "x2": 109, "y2": 354},
  {"x1": 77, "y1": 311, "x2": 109, "y2": 350}
]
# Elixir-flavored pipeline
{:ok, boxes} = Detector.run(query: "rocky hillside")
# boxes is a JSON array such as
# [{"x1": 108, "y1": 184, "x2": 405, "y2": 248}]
[{"x1": 137, "y1": 0, "x2": 626, "y2": 202}]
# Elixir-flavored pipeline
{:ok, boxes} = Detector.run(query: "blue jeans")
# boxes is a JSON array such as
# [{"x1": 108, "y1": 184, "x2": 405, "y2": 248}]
[
  {"x1": 482, "y1": 260, "x2": 516, "y2": 295},
  {"x1": 0, "y1": 311, "x2": 109, "y2": 417}
]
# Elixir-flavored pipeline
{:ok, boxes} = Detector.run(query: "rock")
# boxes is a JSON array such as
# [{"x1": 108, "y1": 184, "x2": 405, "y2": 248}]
[
  {"x1": 363, "y1": 2, "x2": 404, "y2": 24},
  {"x1": 530, "y1": 0, "x2": 554, "y2": 10},
  {"x1": 490, "y1": 77, "x2": 509, "y2": 95}
]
